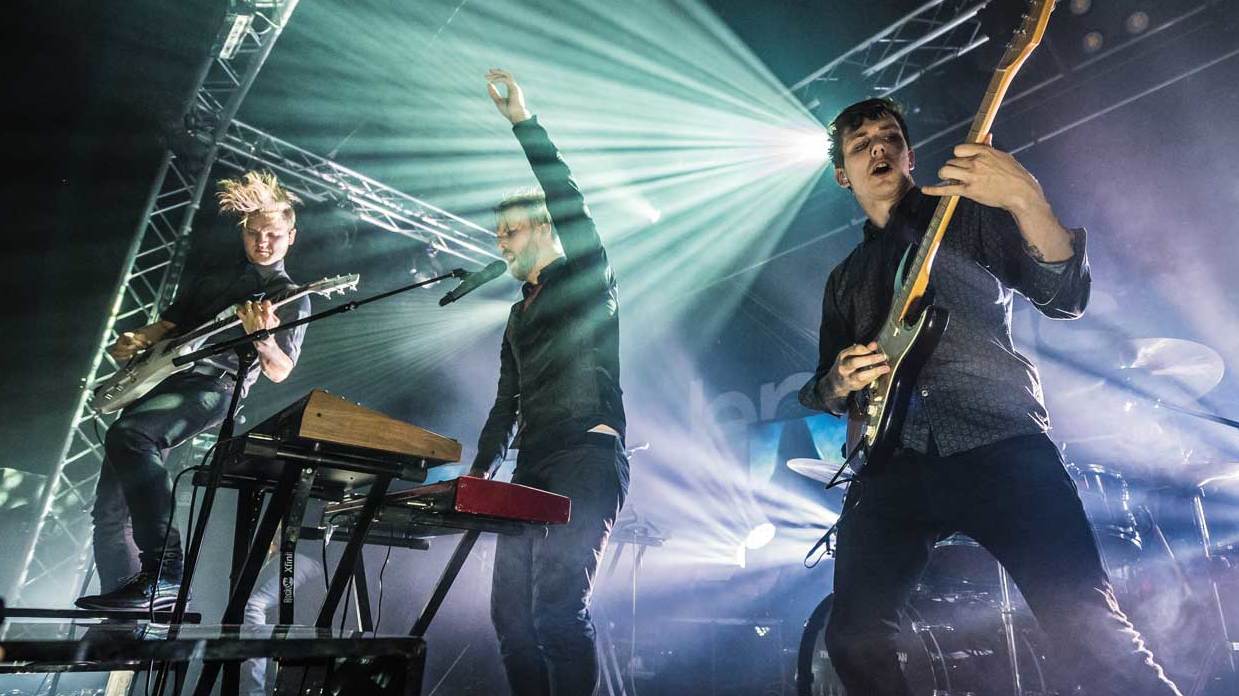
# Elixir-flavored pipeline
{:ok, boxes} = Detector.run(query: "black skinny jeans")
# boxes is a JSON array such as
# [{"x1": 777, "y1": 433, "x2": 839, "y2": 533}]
[
  {"x1": 826, "y1": 433, "x2": 1181, "y2": 696},
  {"x1": 491, "y1": 433, "x2": 629, "y2": 696},
  {"x1": 91, "y1": 372, "x2": 231, "y2": 589}
]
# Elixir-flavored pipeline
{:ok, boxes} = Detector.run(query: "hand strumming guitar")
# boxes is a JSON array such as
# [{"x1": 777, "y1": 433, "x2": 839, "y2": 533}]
[{"x1": 106, "y1": 321, "x2": 175, "y2": 361}]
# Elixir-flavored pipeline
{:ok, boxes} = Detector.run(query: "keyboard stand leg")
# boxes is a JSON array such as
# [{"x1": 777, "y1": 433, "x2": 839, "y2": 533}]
[
  {"x1": 198, "y1": 465, "x2": 305, "y2": 696},
  {"x1": 317, "y1": 475, "x2": 391, "y2": 628},
  {"x1": 224, "y1": 484, "x2": 264, "y2": 696},
  {"x1": 278, "y1": 465, "x2": 318, "y2": 625},
  {"x1": 352, "y1": 553, "x2": 374, "y2": 632},
  {"x1": 411, "y1": 529, "x2": 480, "y2": 638},
  {"x1": 156, "y1": 349, "x2": 255, "y2": 695}
]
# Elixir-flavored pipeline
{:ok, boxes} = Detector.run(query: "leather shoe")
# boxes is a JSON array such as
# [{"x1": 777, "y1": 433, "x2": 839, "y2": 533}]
[{"x1": 74, "y1": 571, "x2": 184, "y2": 611}]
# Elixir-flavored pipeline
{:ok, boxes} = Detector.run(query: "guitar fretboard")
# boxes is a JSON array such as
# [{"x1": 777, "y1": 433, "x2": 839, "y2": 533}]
[{"x1": 891, "y1": 3, "x2": 1052, "y2": 324}]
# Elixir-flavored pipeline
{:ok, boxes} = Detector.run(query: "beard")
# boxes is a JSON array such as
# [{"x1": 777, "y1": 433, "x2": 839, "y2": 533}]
[{"x1": 508, "y1": 245, "x2": 538, "y2": 281}]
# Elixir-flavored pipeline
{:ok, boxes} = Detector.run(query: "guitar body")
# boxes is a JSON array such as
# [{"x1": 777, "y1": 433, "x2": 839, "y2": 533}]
[
  {"x1": 90, "y1": 339, "x2": 199, "y2": 414},
  {"x1": 845, "y1": 305, "x2": 949, "y2": 475},
  {"x1": 88, "y1": 273, "x2": 360, "y2": 415}
]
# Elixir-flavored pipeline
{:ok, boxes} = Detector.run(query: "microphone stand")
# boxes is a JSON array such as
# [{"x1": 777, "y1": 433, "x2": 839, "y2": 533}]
[{"x1": 153, "y1": 267, "x2": 471, "y2": 693}]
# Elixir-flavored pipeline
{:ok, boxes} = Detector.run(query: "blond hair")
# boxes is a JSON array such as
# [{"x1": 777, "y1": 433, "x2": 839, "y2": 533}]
[
  {"x1": 217, "y1": 170, "x2": 301, "y2": 228},
  {"x1": 494, "y1": 187, "x2": 553, "y2": 229}
]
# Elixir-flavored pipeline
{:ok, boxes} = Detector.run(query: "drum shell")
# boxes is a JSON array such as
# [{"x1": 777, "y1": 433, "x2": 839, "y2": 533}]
[
  {"x1": 918, "y1": 533, "x2": 1004, "y2": 595},
  {"x1": 1069, "y1": 464, "x2": 1142, "y2": 571},
  {"x1": 796, "y1": 592, "x2": 1057, "y2": 695}
]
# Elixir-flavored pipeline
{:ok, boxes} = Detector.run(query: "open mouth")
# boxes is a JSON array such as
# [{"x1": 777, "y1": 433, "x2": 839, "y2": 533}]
[{"x1": 870, "y1": 161, "x2": 893, "y2": 176}]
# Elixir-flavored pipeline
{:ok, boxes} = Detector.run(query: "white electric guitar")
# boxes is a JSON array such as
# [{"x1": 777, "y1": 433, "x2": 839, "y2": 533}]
[{"x1": 90, "y1": 273, "x2": 360, "y2": 414}]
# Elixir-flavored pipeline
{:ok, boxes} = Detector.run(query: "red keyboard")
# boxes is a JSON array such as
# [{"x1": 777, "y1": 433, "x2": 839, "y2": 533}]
[{"x1": 326, "y1": 477, "x2": 571, "y2": 526}]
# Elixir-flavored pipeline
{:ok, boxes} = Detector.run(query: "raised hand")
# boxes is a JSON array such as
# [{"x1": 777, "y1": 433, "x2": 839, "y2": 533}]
[{"x1": 486, "y1": 68, "x2": 532, "y2": 125}]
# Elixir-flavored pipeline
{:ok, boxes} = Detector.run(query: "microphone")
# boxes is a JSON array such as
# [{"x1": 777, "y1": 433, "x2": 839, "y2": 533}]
[{"x1": 439, "y1": 260, "x2": 508, "y2": 306}]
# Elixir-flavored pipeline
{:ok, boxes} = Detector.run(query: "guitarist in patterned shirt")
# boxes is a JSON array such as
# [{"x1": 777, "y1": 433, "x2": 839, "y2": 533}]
[
  {"x1": 799, "y1": 98, "x2": 1181, "y2": 695},
  {"x1": 75, "y1": 171, "x2": 310, "y2": 611}
]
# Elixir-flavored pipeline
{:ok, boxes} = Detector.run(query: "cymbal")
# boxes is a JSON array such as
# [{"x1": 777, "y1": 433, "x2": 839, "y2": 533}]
[
  {"x1": 1118, "y1": 338, "x2": 1224, "y2": 399},
  {"x1": 1196, "y1": 467, "x2": 1239, "y2": 489},
  {"x1": 787, "y1": 458, "x2": 843, "y2": 484},
  {"x1": 1038, "y1": 334, "x2": 1223, "y2": 401}
]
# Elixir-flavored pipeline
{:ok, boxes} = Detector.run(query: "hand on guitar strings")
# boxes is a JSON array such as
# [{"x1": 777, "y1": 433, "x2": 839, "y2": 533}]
[
  {"x1": 107, "y1": 331, "x2": 153, "y2": 361},
  {"x1": 822, "y1": 342, "x2": 890, "y2": 403},
  {"x1": 921, "y1": 133, "x2": 1049, "y2": 217},
  {"x1": 236, "y1": 300, "x2": 281, "y2": 345}
]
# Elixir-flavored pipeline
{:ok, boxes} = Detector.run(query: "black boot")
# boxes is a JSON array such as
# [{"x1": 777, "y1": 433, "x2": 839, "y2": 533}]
[{"x1": 75, "y1": 567, "x2": 184, "y2": 611}]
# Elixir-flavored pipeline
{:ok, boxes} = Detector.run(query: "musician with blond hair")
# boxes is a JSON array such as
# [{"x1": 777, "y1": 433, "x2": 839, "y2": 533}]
[{"x1": 76, "y1": 170, "x2": 311, "y2": 610}]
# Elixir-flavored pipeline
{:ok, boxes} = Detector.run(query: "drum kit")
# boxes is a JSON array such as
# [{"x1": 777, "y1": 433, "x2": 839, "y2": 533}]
[{"x1": 790, "y1": 336, "x2": 1239, "y2": 695}]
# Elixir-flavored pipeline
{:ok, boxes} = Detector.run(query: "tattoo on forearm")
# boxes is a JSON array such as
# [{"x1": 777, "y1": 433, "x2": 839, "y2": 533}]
[{"x1": 1022, "y1": 237, "x2": 1047, "y2": 262}]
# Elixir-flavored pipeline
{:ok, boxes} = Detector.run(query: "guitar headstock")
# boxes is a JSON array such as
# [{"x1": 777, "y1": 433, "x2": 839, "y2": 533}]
[
  {"x1": 997, "y1": 0, "x2": 1055, "y2": 74},
  {"x1": 305, "y1": 273, "x2": 361, "y2": 299}
]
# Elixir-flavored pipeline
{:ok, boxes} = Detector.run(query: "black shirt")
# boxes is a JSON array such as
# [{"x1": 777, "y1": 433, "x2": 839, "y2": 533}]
[
  {"x1": 160, "y1": 257, "x2": 310, "y2": 395},
  {"x1": 472, "y1": 117, "x2": 626, "y2": 472},
  {"x1": 798, "y1": 187, "x2": 1090, "y2": 455}
]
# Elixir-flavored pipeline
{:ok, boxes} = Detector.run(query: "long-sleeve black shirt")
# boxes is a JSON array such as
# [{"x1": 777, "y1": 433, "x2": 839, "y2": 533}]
[
  {"x1": 472, "y1": 117, "x2": 626, "y2": 472},
  {"x1": 160, "y1": 257, "x2": 310, "y2": 395},
  {"x1": 798, "y1": 187, "x2": 1090, "y2": 455}
]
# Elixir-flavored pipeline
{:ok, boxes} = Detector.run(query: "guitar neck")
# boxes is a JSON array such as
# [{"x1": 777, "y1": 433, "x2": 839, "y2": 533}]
[
  {"x1": 891, "y1": 63, "x2": 1035, "y2": 324},
  {"x1": 172, "y1": 285, "x2": 309, "y2": 349}
]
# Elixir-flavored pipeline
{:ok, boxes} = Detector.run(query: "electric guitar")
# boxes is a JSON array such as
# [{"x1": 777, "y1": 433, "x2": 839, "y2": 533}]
[
  {"x1": 90, "y1": 274, "x2": 360, "y2": 414},
  {"x1": 844, "y1": 0, "x2": 1055, "y2": 474}
]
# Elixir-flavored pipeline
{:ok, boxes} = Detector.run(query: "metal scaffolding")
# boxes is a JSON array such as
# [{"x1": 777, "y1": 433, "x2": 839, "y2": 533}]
[
  {"x1": 10, "y1": 1, "x2": 305, "y2": 605},
  {"x1": 214, "y1": 119, "x2": 499, "y2": 264},
  {"x1": 791, "y1": 0, "x2": 991, "y2": 104},
  {"x1": 14, "y1": 0, "x2": 499, "y2": 606}
]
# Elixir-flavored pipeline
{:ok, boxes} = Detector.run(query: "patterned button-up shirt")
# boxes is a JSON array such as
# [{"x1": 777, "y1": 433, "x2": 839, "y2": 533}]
[{"x1": 798, "y1": 187, "x2": 1090, "y2": 455}]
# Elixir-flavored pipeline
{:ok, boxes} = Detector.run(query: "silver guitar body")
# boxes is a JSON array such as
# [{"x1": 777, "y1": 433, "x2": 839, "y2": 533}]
[
  {"x1": 90, "y1": 337, "x2": 209, "y2": 414},
  {"x1": 88, "y1": 273, "x2": 360, "y2": 415}
]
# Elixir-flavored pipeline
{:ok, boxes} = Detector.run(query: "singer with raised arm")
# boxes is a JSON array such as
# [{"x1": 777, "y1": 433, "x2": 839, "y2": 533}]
[{"x1": 467, "y1": 69, "x2": 629, "y2": 696}]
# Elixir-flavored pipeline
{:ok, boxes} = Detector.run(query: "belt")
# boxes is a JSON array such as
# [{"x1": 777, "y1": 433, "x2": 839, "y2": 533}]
[
  {"x1": 519, "y1": 430, "x2": 622, "y2": 459},
  {"x1": 189, "y1": 363, "x2": 237, "y2": 381}
]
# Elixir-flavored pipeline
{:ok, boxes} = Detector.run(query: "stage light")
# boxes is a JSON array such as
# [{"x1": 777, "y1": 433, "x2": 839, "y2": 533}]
[
  {"x1": 1082, "y1": 31, "x2": 1105, "y2": 53},
  {"x1": 780, "y1": 129, "x2": 831, "y2": 165},
  {"x1": 253, "y1": 0, "x2": 828, "y2": 338},
  {"x1": 1069, "y1": 0, "x2": 1092, "y2": 16},
  {"x1": 629, "y1": 199, "x2": 662, "y2": 225},
  {"x1": 219, "y1": 10, "x2": 255, "y2": 60},
  {"x1": 743, "y1": 522, "x2": 776, "y2": 550},
  {"x1": 1125, "y1": 11, "x2": 1150, "y2": 35}
]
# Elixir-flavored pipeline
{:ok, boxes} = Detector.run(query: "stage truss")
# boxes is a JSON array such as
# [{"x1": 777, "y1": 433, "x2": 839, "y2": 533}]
[
  {"x1": 12, "y1": 0, "x2": 495, "y2": 605},
  {"x1": 790, "y1": 0, "x2": 991, "y2": 104}
]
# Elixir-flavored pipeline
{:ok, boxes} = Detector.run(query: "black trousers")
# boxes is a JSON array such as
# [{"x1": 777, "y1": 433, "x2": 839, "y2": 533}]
[
  {"x1": 825, "y1": 433, "x2": 1181, "y2": 696},
  {"x1": 491, "y1": 433, "x2": 630, "y2": 696},
  {"x1": 91, "y1": 371, "x2": 231, "y2": 589}
]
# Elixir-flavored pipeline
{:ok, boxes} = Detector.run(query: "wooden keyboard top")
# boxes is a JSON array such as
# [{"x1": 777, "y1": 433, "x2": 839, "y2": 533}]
[{"x1": 258, "y1": 389, "x2": 462, "y2": 464}]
